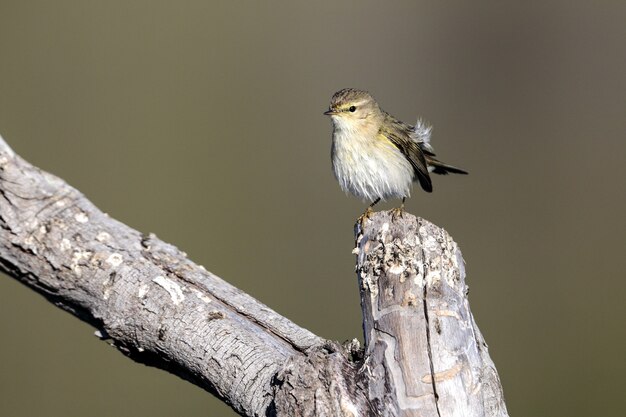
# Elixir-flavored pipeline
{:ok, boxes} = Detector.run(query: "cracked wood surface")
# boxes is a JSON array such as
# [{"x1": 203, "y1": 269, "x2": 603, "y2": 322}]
[
  {"x1": 355, "y1": 213, "x2": 509, "y2": 417},
  {"x1": 0, "y1": 135, "x2": 336, "y2": 416},
  {"x1": 0, "y1": 133, "x2": 507, "y2": 417}
]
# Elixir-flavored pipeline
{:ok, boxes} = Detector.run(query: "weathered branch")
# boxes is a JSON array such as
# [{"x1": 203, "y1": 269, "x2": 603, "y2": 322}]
[
  {"x1": 0, "y1": 133, "x2": 507, "y2": 417},
  {"x1": 355, "y1": 214, "x2": 508, "y2": 417}
]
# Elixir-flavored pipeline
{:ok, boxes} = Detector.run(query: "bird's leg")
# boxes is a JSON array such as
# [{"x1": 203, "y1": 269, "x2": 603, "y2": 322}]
[
  {"x1": 365, "y1": 198, "x2": 381, "y2": 217},
  {"x1": 359, "y1": 198, "x2": 381, "y2": 224},
  {"x1": 391, "y1": 197, "x2": 406, "y2": 221}
]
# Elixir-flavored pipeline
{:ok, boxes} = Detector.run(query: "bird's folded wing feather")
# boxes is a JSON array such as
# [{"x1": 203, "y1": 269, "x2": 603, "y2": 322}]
[{"x1": 381, "y1": 116, "x2": 433, "y2": 192}]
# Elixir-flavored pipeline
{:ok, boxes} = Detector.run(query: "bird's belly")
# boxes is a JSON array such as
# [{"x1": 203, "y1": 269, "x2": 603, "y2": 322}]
[{"x1": 332, "y1": 132, "x2": 413, "y2": 202}]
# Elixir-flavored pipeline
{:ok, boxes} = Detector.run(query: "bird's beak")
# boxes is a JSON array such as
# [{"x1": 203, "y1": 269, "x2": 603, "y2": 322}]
[{"x1": 324, "y1": 109, "x2": 337, "y2": 116}]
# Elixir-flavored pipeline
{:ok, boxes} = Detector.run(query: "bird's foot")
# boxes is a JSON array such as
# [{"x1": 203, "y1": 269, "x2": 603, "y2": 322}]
[
  {"x1": 390, "y1": 197, "x2": 406, "y2": 222},
  {"x1": 390, "y1": 206, "x2": 404, "y2": 221},
  {"x1": 358, "y1": 206, "x2": 374, "y2": 226},
  {"x1": 358, "y1": 198, "x2": 381, "y2": 228}
]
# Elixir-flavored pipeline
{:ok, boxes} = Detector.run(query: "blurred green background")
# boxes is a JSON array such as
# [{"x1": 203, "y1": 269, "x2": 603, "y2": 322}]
[{"x1": 1, "y1": 1, "x2": 625, "y2": 416}]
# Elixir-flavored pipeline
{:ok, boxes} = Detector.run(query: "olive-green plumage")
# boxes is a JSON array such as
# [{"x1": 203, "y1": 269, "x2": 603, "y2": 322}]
[{"x1": 325, "y1": 88, "x2": 467, "y2": 208}]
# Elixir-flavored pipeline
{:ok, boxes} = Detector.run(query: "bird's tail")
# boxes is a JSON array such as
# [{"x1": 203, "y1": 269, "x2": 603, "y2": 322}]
[{"x1": 427, "y1": 157, "x2": 468, "y2": 175}]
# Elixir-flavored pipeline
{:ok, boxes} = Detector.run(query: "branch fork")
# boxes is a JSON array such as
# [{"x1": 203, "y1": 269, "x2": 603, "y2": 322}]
[{"x1": 0, "y1": 134, "x2": 507, "y2": 417}]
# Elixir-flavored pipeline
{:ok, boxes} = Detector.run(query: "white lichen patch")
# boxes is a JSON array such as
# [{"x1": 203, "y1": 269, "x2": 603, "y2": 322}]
[
  {"x1": 192, "y1": 288, "x2": 212, "y2": 303},
  {"x1": 402, "y1": 289, "x2": 418, "y2": 307},
  {"x1": 96, "y1": 231, "x2": 111, "y2": 242},
  {"x1": 71, "y1": 250, "x2": 92, "y2": 276},
  {"x1": 138, "y1": 284, "x2": 149, "y2": 298},
  {"x1": 389, "y1": 262, "x2": 405, "y2": 275},
  {"x1": 425, "y1": 270, "x2": 441, "y2": 286},
  {"x1": 413, "y1": 263, "x2": 425, "y2": 287},
  {"x1": 351, "y1": 246, "x2": 360, "y2": 255},
  {"x1": 105, "y1": 253, "x2": 123, "y2": 268},
  {"x1": 72, "y1": 250, "x2": 92, "y2": 262},
  {"x1": 426, "y1": 269, "x2": 441, "y2": 287},
  {"x1": 55, "y1": 199, "x2": 66, "y2": 207},
  {"x1": 153, "y1": 276, "x2": 185, "y2": 305},
  {"x1": 59, "y1": 238, "x2": 72, "y2": 252},
  {"x1": 102, "y1": 273, "x2": 117, "y2": 300},
  {"x1": 74, "y1": 211, "x2": 89, "y2": 223},
  {"x1": 361, "y1": 275, "x2": 379, "y2": 298},
  {"x1": 23, "y1": 236, "x2": 38, "y2": 255},
  {"x1": 381, "y1": 222, "x2": 390, "y2": 232},
  {"x1": 423, "y1": 234, "x2": 438, "y2": 251}
]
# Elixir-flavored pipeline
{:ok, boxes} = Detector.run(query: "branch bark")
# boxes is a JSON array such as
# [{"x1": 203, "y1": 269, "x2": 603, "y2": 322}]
[
  {"x1": 0, "y1": 134, "x2": 508, "y2": 417},
  {"x1": 355, "y1": 214, "x2": 508, "y2": 417}
]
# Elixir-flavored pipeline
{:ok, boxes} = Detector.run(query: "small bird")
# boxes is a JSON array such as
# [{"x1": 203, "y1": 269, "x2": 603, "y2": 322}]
[{"x1": 324, "y1": 88, "x2": 467, "y2": 218}]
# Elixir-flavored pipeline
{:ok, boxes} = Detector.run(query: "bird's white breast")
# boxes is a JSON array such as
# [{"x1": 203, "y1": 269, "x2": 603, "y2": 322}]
[{"x1": 331, "y1": 124, "x2": 414, "y2": 202}]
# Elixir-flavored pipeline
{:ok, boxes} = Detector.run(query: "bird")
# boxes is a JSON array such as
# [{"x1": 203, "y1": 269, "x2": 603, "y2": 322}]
[{"x1": 324, "y1": 88, "x2": 467, "y2": 219}]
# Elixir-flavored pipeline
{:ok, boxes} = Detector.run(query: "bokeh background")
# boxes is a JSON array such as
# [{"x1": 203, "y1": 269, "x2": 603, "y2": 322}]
[{"x1": 1, "y1": 1, "x2": 625, "y2": 416}]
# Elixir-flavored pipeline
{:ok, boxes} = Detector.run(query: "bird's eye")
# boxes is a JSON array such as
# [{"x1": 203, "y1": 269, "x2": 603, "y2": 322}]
[{"x1": 349, "y1": 106, "x2": 356, "y2": 112}]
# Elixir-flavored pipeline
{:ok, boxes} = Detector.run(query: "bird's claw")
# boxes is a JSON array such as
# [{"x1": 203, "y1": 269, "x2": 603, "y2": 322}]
[
  {"x1": 390, "y1": 206, "x2": 404, "y2": 221},
  {"x1": 358, "y1": 206, "x2": 374, "y2": 226}
]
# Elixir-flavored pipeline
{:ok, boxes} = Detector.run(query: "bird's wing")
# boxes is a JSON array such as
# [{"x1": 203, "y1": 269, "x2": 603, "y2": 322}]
[
  {"x1": 381, "y1": 115, "x2": 433, "y2": 192},
  {"x1": 413, "y1": 118, "x2": 436, "y2": 154},
  {"x1": 411, "y1": 119, "x2": 469, "y2": 176}
]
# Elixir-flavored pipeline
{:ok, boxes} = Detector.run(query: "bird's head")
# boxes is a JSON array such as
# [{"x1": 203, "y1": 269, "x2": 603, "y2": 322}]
[{"x1": 324, "y1": 88, "x2": 383, "y2": 133}]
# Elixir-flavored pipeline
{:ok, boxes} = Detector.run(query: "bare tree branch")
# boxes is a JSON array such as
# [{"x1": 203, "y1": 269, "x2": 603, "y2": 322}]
[
  {"x1": 356, "y1": 213, "x2": 508, "y2": 417},
  {"x1": 0, "y1": 134, "x2": 508, "y2": 417}
]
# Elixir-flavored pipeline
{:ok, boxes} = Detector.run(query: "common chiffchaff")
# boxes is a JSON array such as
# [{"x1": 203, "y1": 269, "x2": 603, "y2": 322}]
[{"x1": 324, "y1": 88, "x2": 467, "y2": 216}]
